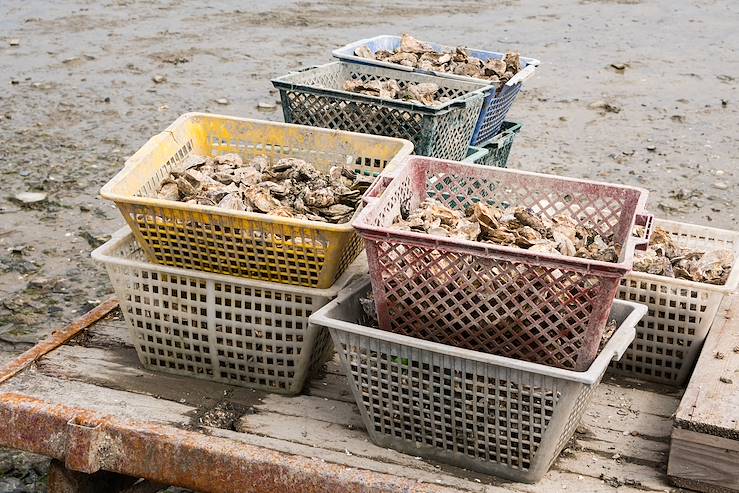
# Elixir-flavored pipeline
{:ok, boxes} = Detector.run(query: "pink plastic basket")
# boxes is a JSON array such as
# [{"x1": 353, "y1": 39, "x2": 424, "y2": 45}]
[{"x1": 353, "y1": 157, "x2": 650, "y2": 371}]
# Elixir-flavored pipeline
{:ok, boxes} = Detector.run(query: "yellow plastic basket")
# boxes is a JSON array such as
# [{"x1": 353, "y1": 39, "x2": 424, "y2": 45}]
[{"x1": 100, "y1": 113, "x2": 413, "y2": 288}]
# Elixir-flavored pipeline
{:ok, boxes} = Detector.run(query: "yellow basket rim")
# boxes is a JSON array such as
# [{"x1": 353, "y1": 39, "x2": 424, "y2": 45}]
[{"x1": 100, "y1": 112, "x2": 414, "y2": 233}]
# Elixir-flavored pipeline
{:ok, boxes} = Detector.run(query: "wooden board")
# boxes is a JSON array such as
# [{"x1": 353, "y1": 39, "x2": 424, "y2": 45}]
[
  {"x1": 669, "y1": 294, "x2": 739, "y2": 492},
  {"x1": 0, "y1": 311, "x2": 683, "y2": 492}
]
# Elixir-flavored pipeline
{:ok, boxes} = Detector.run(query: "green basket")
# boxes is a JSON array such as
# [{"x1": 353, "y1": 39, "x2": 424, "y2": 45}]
[{"x1": 476, "y1": 121, "x2": 522, "y2": 168}]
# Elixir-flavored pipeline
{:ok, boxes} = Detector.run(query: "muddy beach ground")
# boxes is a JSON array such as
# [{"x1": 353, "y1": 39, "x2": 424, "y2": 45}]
[{"x1": 1, "y1": 0, "x2": 737, "y2": 490}]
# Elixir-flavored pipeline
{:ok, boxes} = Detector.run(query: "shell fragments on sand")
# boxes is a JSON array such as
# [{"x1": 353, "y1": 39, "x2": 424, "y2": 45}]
[
  {"x1": 154, "y1": 154, "x2": 370, "y2": 224},
  {"x1": 389, "y1": 199, "x2": 620, "y2": 262},
  {"x1": 354, "y1": 33, "x2": 522, "y2": 90},
  {"x1": 633, "y1": 227, "x2": 734, "y2": 284}
]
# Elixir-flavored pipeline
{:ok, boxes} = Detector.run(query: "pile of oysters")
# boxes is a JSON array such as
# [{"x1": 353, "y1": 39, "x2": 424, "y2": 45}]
[
  {"x1": 633, "y1": 227, "x2": 734, "y2": 284},
  {"x1": 354, "y1": 33, "x2": 522, "y2": 90},
  {"x1": 389, "y1": 199, "x2": 620, "y2": 262},
  {"x1": 155, "y1": 153, "x2": 372, "y2": 224},
  {"x1": 343, "y1": 79, "x2": 448, "y2": 106}
]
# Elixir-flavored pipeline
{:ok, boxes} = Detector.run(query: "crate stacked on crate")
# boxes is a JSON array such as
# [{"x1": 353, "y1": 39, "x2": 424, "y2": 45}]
[
  {"x1": 97, "y1": 113, "x2": 414, "y2": 395},
  {"x1": 310, "y1": 278, "x2": 646, "y2": 483},
  {"x1": 272, "y1": 34, "x2": 536, "y2": 165},
  {"x1": 309, "y1": 155, "x2": 654, "y2": 481}
]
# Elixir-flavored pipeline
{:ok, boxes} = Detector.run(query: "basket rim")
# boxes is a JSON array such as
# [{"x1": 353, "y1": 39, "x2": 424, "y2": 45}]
[
  {"x1": 354, "y1": 155, "x2": 651, "y2": 275},
  {"x1": 332, "y1": 34, "x2": 541, "y2": 84},
  {"x1": 271, "y1": 61, "x2": 491, "y2": 114},
  {"x1": 92, "y1": 227, "x2": 367, "y2": 298},
  {"x1": 309, "y1": 277, "x2": 644, "y2": 384},
  {"x1": 625, "y1": 217, "x2": 739, "y2": 293},
  {"x1": 475, "y1": 121, "x2": 522, "y2": 149},
  {"x1": 100, "y1": 112, "x2": 414, "y2": 234}
]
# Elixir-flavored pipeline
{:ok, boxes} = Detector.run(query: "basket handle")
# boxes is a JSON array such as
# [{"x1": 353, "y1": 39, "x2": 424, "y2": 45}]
[
  {"x1": 633, "y1": 212, "x2": 654, "y2": 251},
  {"x1": 362, "y1": 174, "x2": 395, "y2": 205},
  {"x1": 287, "y1": 65, "x2": 321, "y2": 75},
  {"x1": 505, "y1": 64, "x2": 536, "y2": 87}
]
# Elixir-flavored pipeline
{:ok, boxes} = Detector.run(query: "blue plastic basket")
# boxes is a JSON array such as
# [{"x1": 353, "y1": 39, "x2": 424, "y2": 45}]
[{"x1": 333, "y1": 35, "x2": 539, "y2": 145}]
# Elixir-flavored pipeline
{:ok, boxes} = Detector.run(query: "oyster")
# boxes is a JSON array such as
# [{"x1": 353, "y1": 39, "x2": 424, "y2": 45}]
[
  {"x1": 154, "y1": 153, "x2": 370, "y2": 224},
  {"x1": 157, "y1": 180, "x2": 179, "y2": 201},
  {"x1": 354, "y1": 45, "x2": 374, "y2": 60},
  {"x1": 632, "y1": 226, "x2": 734, "y2": 284},
  {"x1": 390, "y1": 201, "x2": 621, "y2": 262},
  {"x1": 343, "y1": 79, "x2": 400, "y2": 99},
  {"x1": 344, "y1": 79, "x2": 444, "y2": 106},
  {"x1": 353, "y1": 33, "x2": 522, "y2": 90}
]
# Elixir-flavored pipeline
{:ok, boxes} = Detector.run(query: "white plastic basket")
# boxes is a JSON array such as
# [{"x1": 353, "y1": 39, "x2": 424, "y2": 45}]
[
  {"x1": 310, "y1": 277, "x2": 645, "y2": 483},
  {"x1": 612, "y1": 218, "x2": 739, "y2": 385},
  {"x1": 92, "y1": 227, "x2": 368, "y2": 395}
]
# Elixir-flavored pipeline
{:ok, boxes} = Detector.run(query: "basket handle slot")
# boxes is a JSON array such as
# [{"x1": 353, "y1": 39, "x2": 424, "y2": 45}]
[
  {"x1": 505, "y1": 64, "x2": 536, "y2": 87},
  {"x1": 362, "y1": 174, "x2": 395, "y2": 205},
  {"x1": 633, "y1": 212, "x2": 655, "y2": 251}
]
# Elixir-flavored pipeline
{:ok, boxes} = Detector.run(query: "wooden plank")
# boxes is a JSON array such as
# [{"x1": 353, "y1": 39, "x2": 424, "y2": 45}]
[
  {"x1": 669, "y1": 295, "x2": 739, "y2": 492},
  {"x1": 668, "y1": 428, "x2": 739, "y2": 492},
  {"x1": 674, "y1": 296, "x2": 739, "y2": 438},
  {"x1": 0, "y1": 315, "x2": 680, "y2": 491}
]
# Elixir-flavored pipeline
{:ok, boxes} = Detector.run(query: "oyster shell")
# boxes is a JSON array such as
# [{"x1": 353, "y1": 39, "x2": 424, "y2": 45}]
[
  {"x1": 154, "y1": 153, "x2": 370, "y2": 224},
  {"x1": 632, "y1": 226, "x2": 734, "y2": 284},
  {"x1": 634, "y1": 227, "x2": 735, "y2": 285},
  {"x1": 390, "y1": 201, "x2": 621, "y2": 262},
  {"x1": 353, "y1": 34, "x2": 522, "y2": 90},
  {"x1": 344, "y1": 78, "x2": 443, "y2": 105},
  {"x1": 157, "y1": 180, "x2": 179, "y2": 201},
  {"x1": 354, "y1": 45, "x2": 374, "y2": 60}
]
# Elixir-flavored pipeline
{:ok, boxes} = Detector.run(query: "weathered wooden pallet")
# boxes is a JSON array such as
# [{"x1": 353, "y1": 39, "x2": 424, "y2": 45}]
[
  {"x1": 0, "y1": 300, "x2": 685, "y2": 492},
  {"x1": 669, "y1": 295, "x2": 739, "y2": 493}
]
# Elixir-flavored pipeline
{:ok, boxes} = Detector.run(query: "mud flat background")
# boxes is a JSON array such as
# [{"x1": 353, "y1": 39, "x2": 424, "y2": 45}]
[{"x1": 1, "y1": 0, "x2": 737, "y2": 491}]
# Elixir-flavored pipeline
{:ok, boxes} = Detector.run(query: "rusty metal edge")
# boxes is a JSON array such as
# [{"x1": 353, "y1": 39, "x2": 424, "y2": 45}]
[
  {"x1": 0, "y1": 393, "x2": 449, "y2": 493},
  {"x1": 0, "y1": 296, "x2": 119, "y2": 384}
]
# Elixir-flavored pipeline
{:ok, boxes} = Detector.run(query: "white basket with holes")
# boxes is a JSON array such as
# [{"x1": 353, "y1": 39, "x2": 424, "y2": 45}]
[
  {"x1": 310, "y1": 277, "x2": 645, "y2": 483},
  {"x1": 611, "y1": 218, "x2": 739, "y2": 385},
  {"x1": 92, "y1": 227, "x2": 368, "y2": 395}
]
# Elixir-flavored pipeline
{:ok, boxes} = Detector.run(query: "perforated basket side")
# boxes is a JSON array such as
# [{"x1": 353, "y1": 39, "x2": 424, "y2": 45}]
[
  {"x1": 471, "y1": 84, "x2": 523, "y2": 145},
  {"x1": 274, "y1": 62, "x2": 487, "y2": 160},
  {"x1": 94, "y1": 229, "x2": 363, "y2": 394},
  {"x1": 329, "y1": 328, "x2": 587, "y2": 482},
  {"x1": 101, "y1": 113, "x2": 411, "y2": 288},
  {"x1": 478, "y1": 121, "x2": 522, "y2": 168},
  {"x1": 611, "y1": 219, "x2": 739, "y2": 385},
  {"x1": 311, "y1": 278, "x2": 641, "y2": 482},
  {"x1": 355, "y1": 158, "x2": 649, "y2": 370}
]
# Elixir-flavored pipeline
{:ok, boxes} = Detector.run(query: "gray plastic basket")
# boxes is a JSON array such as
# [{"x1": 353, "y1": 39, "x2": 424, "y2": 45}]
[
  {"x1": 611, "y1": 218, "x2": 739, "y2": 386},
  {"x1": 310, "y1": 278, "x2": 644, "y2": 483},
  {"x1": 92, "y1": 227, "x2": 369, "y2": 395},
  {"x1": 332, "y1": 35, "x2": 540, "y2": 144},
  {"x1": 272, "y1": 62, "x2": 489, "y2": 161}
]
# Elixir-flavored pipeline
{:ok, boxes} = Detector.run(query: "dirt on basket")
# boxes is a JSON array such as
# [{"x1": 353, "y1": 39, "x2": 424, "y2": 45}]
[
  {"x1": 354, "y1": 33, "x2": 521, "y2": 90},
  {"x1": 633, "y1": 227, "x2": 734, "y2": 284},
  {"x1": 390, "y1": 199, "x2": 620, "y2": 262},
  {"x1": 155, "y1": 154, "x2": 373, "y2": 224}
]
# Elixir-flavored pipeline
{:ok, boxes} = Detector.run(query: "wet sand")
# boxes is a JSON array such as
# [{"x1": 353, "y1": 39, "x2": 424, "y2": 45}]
[{"x1": 0, "y1": 0, "x2": 737, "y2": 490}]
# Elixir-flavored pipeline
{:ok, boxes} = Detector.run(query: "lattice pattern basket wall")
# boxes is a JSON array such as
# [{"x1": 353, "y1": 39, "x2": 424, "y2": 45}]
[
  {"x1": 331, "y1": 35, "x2": 540, "y2": 144},
  {"x1": 272, "y1": 62, "x2": 488, "y2": 161},
  {"x1": 478, "y1": 121, "x2": 522, "y2": 168},
  {"x1": 92, "y1": 228, "x2": 368, "y2": 395},
  {"x1": 353, "y1": 157, "x2": 650, "y2": 371},
  {"x1": 309, "y1": 278, "x2": 644, "y2": 483},
  {"x1": 100, "y1": 112, "x2": 413, "y2": 289},
  {"x1": 611, "y1": 219, "x2": 739, "y2": 385}
]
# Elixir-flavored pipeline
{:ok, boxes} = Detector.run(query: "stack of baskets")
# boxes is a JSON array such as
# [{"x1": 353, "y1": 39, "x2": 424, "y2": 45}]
[
  {"x1": 96, "y1": 113, "x2": 413, "y2": 395},
  {"x1": 94, "y1": 33, "x2": 739, "y2": 484}
]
